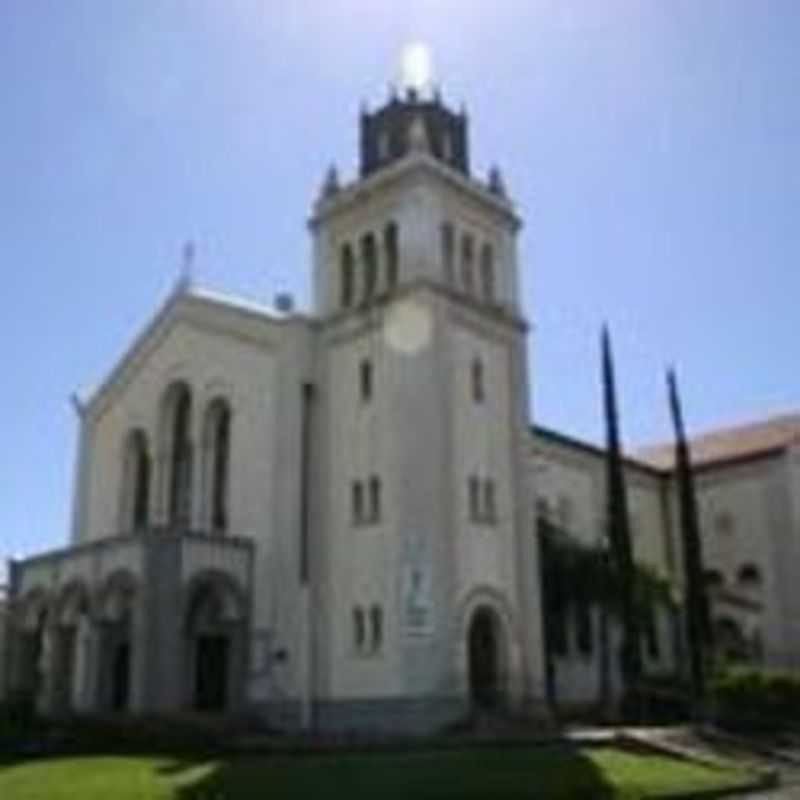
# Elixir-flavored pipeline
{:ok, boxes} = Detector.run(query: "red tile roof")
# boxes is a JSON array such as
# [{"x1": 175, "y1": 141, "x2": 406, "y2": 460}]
[{"x1": 636, "y1": 413, "x2": 800, "y2": 470}]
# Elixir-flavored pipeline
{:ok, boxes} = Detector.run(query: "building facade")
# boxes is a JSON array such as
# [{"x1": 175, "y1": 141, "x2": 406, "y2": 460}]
[{"x1": 4, "y1": 83, "x2": 799, "y2": 731}]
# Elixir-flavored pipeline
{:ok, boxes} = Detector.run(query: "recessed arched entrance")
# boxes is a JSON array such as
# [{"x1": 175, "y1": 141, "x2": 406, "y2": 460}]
[
  {"x1": 97, "y1": 570, "x2": 138, "y2": 713},
  {"x1": 467, "y1": 606, "x2": 505, "y2": 709},
  {"x1": 184, "y1": 571, "x2": 247, "y2": 712}
]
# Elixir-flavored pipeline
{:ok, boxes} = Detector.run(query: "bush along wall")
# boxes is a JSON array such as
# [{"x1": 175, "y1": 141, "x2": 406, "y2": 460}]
[
  {"x1": 711, "y1": 668, "x2": 800, "y2": 733},
  {"x1": 537, "y1": 519, "x2": 678, "y2": 719}
]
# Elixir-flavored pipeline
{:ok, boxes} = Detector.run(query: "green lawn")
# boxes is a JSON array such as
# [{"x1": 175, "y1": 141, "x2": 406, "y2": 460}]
[{"x1": 0, "y1": 745, "x2": 758, "y2": 800}]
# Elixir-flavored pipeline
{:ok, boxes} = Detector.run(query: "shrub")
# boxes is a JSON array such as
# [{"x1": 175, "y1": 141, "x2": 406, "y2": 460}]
[
  {"x1": 711, "y1": 668, "x2": 800, "y2": 732},
  {"x1": 0, "y1": 690, "x2": 40, "y2": 742}
]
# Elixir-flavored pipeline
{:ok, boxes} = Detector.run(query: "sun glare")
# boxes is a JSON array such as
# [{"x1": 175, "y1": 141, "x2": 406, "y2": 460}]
[{"x1": 399, "y1": 41, "x2": 434, "y2": 94}]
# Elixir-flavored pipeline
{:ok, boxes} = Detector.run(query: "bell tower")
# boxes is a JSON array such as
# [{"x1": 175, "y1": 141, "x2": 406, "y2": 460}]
[
  {"x1": 309, "y1": 56, "x2": 546, "y2": 726},
  {"x1": 310, "y1": 82, "x2": 523, "y2": 321}
]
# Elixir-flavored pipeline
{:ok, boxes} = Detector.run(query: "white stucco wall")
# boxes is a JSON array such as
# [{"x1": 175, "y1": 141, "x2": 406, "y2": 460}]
[{"x1": 530, "y1": 430, "x2": 671, "y2": 579}]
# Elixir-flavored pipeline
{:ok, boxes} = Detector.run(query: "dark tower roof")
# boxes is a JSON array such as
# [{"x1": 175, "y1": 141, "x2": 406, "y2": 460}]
[{"x1": 360, "y1": 88, "x2": 469, "y2": 179}]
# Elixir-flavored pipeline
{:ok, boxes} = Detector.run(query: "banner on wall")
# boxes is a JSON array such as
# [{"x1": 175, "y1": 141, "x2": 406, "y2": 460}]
[{"x1": 403, "y1": 563, "x2": 434, "y2": 636}]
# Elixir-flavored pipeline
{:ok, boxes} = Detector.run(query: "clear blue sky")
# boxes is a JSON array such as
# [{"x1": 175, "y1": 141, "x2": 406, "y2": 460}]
[{"x1": 2, "y1": 1, "x2": 799, "y2": 565}]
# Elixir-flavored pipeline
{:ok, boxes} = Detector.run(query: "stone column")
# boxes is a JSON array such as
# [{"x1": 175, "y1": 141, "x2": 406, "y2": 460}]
[
  {"x1": 128, "y1": 599, "x2": 148, "y2": 712},
  {"x1": 139, "y1": 536, "x2": 183, "y2": 711},
  {"x1": 71, "y1": 613, "x2": 100, "y2": 712},
  {"x1": 36, "y1": 622, "x2": 58, "y2": 715},
  {"x1": 154, "y1": 450, "x2": 169, "y2": 526}
]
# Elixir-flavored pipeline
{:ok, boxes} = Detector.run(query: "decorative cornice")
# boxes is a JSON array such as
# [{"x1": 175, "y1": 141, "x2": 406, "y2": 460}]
[{"x1": 309, "y1": 152, "x2": 521, "y2": 232}]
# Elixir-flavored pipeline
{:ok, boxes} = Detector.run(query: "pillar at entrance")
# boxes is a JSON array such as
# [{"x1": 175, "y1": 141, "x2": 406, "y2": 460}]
[
  {"x1": 36, "y1": 624, "x2": 57, "y2": 715},
  {"x1": 71, "y1": 614, "x2": 98, "y2": 712}
]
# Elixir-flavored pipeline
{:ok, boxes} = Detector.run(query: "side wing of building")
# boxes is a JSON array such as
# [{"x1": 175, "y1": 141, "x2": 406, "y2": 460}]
[{"x1": 8, "y1": 286, "x2": 317, "y2": 715}]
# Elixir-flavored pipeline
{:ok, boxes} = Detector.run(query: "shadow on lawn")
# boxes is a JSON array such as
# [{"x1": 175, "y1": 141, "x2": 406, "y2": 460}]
[{"x1": 165, "y1": 744, "x2": 617, "y2": 800}]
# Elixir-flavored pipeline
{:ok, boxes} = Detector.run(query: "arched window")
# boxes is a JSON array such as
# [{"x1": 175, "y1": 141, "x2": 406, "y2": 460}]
[
  {"x1": 340, "y1": 243, "x2": 354, "y2": 308},
  {"x1": 384, "y1": 222, "x2": 399, "y2": 290},
  {"x1": 370, "y1": 605, "x2": 383, "y2": 653},
  {"x1": 468, "y1": 475, "x2": 480, "y2": 521},
  {"x1": 369, "y1": 475, "x2": 382, "y2": 522},
  {"x1": 204, "y1": 398, "x2": 232, "y2": 533},
  {"x1": 162, "y1": 382, "x2": 193, "y2": 527},
  {"x1": 480, "y1": 243, "x2": 495, "y2": 303},
  {"x1": 361, "y1": 233, "x2": 377, "y2": 300},
  {"x1": 120, "y1": 429, "x2": 151, "y2": 532},
  {"x1": 471, "y1": 358, "x2": 484, "y2": 404},
  {"x1": 352, "y1": 481, "x2": 364, "y2": 524},
  {"x1": 483, "y1": 480, "x2": 496, "y2": 523},
  {"x1": 461, "y1": 234, "x2": 475, "y2": 295},
  {"x1": 441, "y1": 223, "x2": 455, "y2": 286},
  {"x1": 360, "y1": 359, "x2": 373, "y2": 403},
  {"x1": 738, "y1": 563, "x2": 762, "y2": 587}
]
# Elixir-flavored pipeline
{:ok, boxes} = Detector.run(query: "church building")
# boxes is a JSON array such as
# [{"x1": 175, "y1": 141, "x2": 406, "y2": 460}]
[{"x1": 5, "y1": 73, "x2": 799, "y2": 733}]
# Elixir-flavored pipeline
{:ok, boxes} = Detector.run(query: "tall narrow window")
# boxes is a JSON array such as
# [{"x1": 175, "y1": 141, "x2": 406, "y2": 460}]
[
  {"x1": 471, "y1": 358, "x2": 484, "y2": 404},
  {"x1": 461, "y1": 234, "x2": 475, "y2": 295},
  {"x1": 121, "y1": 429, "x2": 150, "y2": 532},
  {"x1": 468, "y1": 475, "x2": 480, "y2": 521},
  {"x1": 369, "y1": 475, "x2": 382, "y2": 522},
  {"x1": 361, "y1": 233, "x2": 377, "y2": 300},
  {"x1": 441, "y1": 223, "x2": 455, "y2": 286},
  {"x1": 360, "y1": 359, "x2": 373, "y2": 403},
  {"x1": 370, "y1": 605, "x2": 383, "y2": 653},
  {"x1": 340, "y1": 243, "x2": 354, "y2": 308},
  {"x1": 352, "y1": 481, "x2": 364, "y2": 524},
  {"x1": 163, "y1": 382, "x2": 193, "y2": 527},
  {"x1": 384, "y1": 222, "x2": 399, "y2": 290},
  {"x1": 133, "y1": 437, "x2": 151, "y2": 529},
  {"x1": 204, "y1": 398, "x2": 231, "y2": 533},
  {"x1": 480, "y1": 243, "x2": 495, "y2": 303},
  {"x1": 483, "y1": 480, "x2": 496, "y2": 523},
  {"x1": 353, "y1": 607, "x2": 366, "y2": 652}
]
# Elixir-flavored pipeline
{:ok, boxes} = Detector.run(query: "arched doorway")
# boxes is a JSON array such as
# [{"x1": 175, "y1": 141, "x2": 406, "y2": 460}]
[
  {"x1": 184, "y1": 573, "x2": 246, "y2": 712},
  {"x1": 468, "y1": 606, "x2": 504, "y2": 708},
  {"x1": 52, "y1": 581, "x2": 93, "y2": 713},
  {"x1": 97, "y1": 571, "x2": 137, "y2": 713},
  {"x1": 110, "y1": 638, "x2": 131, "y2": 711}
]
